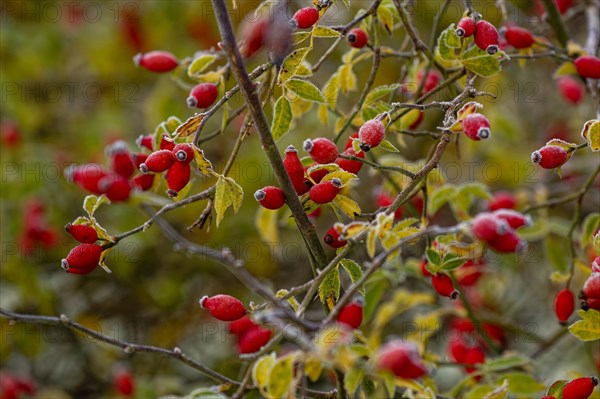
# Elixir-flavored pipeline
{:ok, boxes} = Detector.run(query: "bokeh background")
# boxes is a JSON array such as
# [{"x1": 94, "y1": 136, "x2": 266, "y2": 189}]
[{"x1": 1, "y1": 0, "x2": 599, "y2": 398}]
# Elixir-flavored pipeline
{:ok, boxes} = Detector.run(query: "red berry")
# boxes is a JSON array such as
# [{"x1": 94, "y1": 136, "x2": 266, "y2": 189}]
[
  {"x1": 107, "y1": 141, "x2": 136, "y2": 178},
  {"x1": 284, "y1": 145, "x2": 307, "y2": 194},
  {"x1": 187, "y1": 83, "x2": 218, "y2": 109},
  {"x1": 238, "y1": 326, "x2": 273, "y2": 353},
  {"x1": 173, "y1": 143, "x2": 195, "y2": 164},
  {"x1": 562, "y1": 377, "x2": 599, "y2": 399},
  {"x1": 99, "y1": 175, "x2": 132, "y2": 202},
  {"x1": 492, "y1": 209, "x2": 531, "y2": 230},
  {"x1": 531, "y1": 145, "x2": 569, "y2": 169},
  {"x1": 358, "y1": 119, "x2": 385, "y2": 151},
  {"x1": 61, "y1": 243, "x2": 103, "y2": 274},
  {"x1": 1, "y1": 121, "x2": 20, "y2": 147},
  {"x1": 457, "y1": 17, "x2": 476, "y2": 37},
  {"x1": 132, "y1": 173, "x2": 155, "y2": 191},
  {"x1": 240, "y1": 18, "x2": 269, "y2": 58},
  {"x1": 255, "y1": 186, "x2": 286, "y2": 210},
  {"x1": 456, "y1": 259, "x2": 484, "y2": 286},
  {"x1": 488, "y1": 230, "x2": 527, "y2": 253},
  {"x1": 344, "y1": 132, "x2": 359, "y2": 150},
  {"x1": 159, "y1": 135, "x2": 176, "y2": 151},
  {"x1": 200, "y1": 294, "x2": 246, "y2": 321},
  {"x1": 133, "y1": 153, "x2": 148, "y2": 168},
  {"x1": 0, "y1": 373, "x2": 19, "y2": 399},
  {"x1": 337, "y1": 297, "x2": 364, "y2": 329},
  {"x1": 488, "y1": 192, "x2": 516, "y2": 211},
  {"x1": 324, "y1": 226, "x2": 347, "y2": 248},
  {"x1": 377, "y1": 341, "x2": 427, "y2": 379},
  {"x1": 556, "y1": 0, "x2": 574, "y2": 14},
  {"x1": 347, "y1": 28, "x2": 368, "y2": 48},
  {"x1": 377, "y1": 192, "x2": 403, "y2": 219},
  {"x1": 463, "y1": 346, "x2": 485, "y2": 373},
  {"x1": 309, "y1": 178, "x2": 342, "y2": 204},
  {"x1": 582, "y1": 273, "x2": 600, "y2": 311},
  {"x1": 136, "y1": 134, "x2": 154, "y2": 151},
  {"x1": 66, "y1": 164, "x2": 111, "y2": 195},
  {"x1": 462, "y1": 113, "x2": 491, "y2": 141},
  {"x1": 474, "y1": 20, "x2": 499, "y2": 54},
  {"x1": 420, "y1": 259, "x2": 432, "y2": 277},
  {"x1": 293, "y1": 7, "x2": 319, "y2": 29},
  {"x1": 166, "y1": 161, "x2": 191, "y2": 197},
  {"x1": 139, "y1": 150, "x2": 175, "y2": 173},
  {"x1": 541, "y1": 396, "x2": 556, "y2": 399},
  {"x1": 308, "y1": 165, "x2": 330, "y2": 183},
  {"x1": 114, "y1": 369, "x2": 134, "y2": 396},
  {"x1": 335, "y1": 148, "x2": 364, "y2": 174},
  {"x1": 431, "y1": 273, "x2": 459, "y2": 299},
  {"x1": 65, "y1": 223, "x2": 98, "y2": 244},
  {"x1": 448, "y1": 339, "x2": 468, "y2": 362},
  {"x1": 134, "y1": 50, "x2": 179, "y2": 73},
  {"x1": 574, "y1": 55, "x2": 600, "y2": 79},
  {"x1": 228, "y1": 316, "x2": 258, "y2": 337},
  {"x1": 504, "y1": 26, "x2": 534, "y2": 49},
  {"x1": 558, "y1": 76, "x2": 585, "y2": 104},
  {"x1": 472, "y1": 213, "x2": 507, "y2": 242},
  {"x1": 417, "y1": 70, "x2": 442, "y2": 93},
  {"x1": 303, "y1": 138, "x2": 338, "y2": 164},
  {"x1": 554, "y1": 288, "x2": 575, "y2": 324},
  {"x1": 592, "y1": 256, "x2": 600, "y2": 273}
]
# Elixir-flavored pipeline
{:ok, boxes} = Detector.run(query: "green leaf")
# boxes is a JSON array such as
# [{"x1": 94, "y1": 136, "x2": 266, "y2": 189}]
[
  {"x1": 266, "y1": 354, "x2": 296, "y2": 399},
  {"x1": 333, "y1": 195, "x2": 361, "y2": 218},
  {"x1": 292, "y1": 31, "x2": 311, "y2": 45},
  {"x1": 377, "y1": 4, "x2": 397, "y2": 34},
  {"x1": 426, "y1": 248, "x2": 441, "y2": 267},
  {"x1": 483, "y1": 353, "x2": 531, "y2": 372},
  {"x1": 340, "y1": 259, "x2": 364, "y2": 294},
  {"x1": 271, "y1": 96, "x2": 293, "y2": 141},
  {"x1": 278, "y1": 47, "x2": 312, "y2": 84},
  {"x1": 312, "y1": 25, "x2": 341, "y2": 38},
  {"x1": 213, "y1": 176, "x2": 243, "y2": 227},
  {"x1": 436, "y1": 24, "x2": 460, "y2": 61},
  {"x1": 344, "y1": 368, "x2": 364, "y2": 397},
  {"x1": 441, "y1": 254, "x2": 465, "y2": 271},
  {"x1": 322, "y1": 73, "x2": 340, "y2": 108},
  {"x1": 582, "y1": 213, "x2": 600, "y2": 247},
  {"x1": 319, "y1": 266, "x2": 341, "y2": 308},
  {"x1": 569, "y1": 309, "x2": 600, "y2": 341},
  {"x1": 502, "y1": 373, "x2": 545, "y2": 395},
  {"x1": 83, "y1": 195, "x2": 110, "y2": 219},
  {"x1": 188, "y1": 54, "x2": 217, "y2": 78},
  {"x1": 461, "y1": 47, "x2": 501, "y2": 78},
  {"x1": 547, "y1": 380, "x2": 567, "y2": 399},
  {"x1": 365, "y1": 84, "x2": 400, "y2": 105},
  {"x1": 465, "y1": 385, "x2": 494, "y2": 399},
  {"x1": 285, "y1": 78, "x2": 325, "y2": 103},
  {"x1": 252, "y1": 353, "x2": 276, "y2": 397},
  {"x1": 379, "y1": 139, "x2": 400, "y2": 153},
  {"x1": 429, "y1": 185, "x2": 457, "y2": 215}
]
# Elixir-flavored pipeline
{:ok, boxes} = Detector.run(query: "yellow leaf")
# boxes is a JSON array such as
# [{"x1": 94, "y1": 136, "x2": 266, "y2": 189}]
[
  {"x1": 569, "y1": 309, "x2": 600, "y2": 341},
  {"x1": 175, "y1": 114, "x2": 204, "y2": 138},
  {"x1": 332, "y1": 195, "x2": 361, "y2": 218},
  {"x1": 255, "y1": 207, "x2": 279, "y2": 243},
  {"x1": 278, "y1": 47, "x2": 312, "y2": 84},
  {"x1": 192, "y1": 145, "x2": 214, "y2": 176},
  {"x1": 580, "y1": 119, "x2": 600, "y2": 151}
]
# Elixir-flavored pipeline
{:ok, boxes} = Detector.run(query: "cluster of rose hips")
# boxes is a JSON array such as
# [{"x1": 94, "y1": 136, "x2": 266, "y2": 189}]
[
  {"x1": 580, "y1": 257, "x2": 600, "y2": 311},
  {"x1": 65, "y1": 140, "x2": 155, "y2": 202},
  {"x1": 456, "y1": 16, "x2": 500, "y2": 54},
  {"x1": 543, "y1": 376, "x2": 599, "y2": 399},
  {"x1": 472, "y1": 209, "x2": 530, "y2": 253},
  {"x1": 19, "y1": 199, "x2": 58, "y2": 254},
  {"x1": 199, "y1": 294, "x2": 273, "y2": 354}
]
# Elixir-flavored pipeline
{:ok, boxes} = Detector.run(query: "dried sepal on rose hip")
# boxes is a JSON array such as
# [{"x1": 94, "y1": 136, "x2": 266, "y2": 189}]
[
  {"x1": 292, "y1": 7, "x2": 319, "y2": 29},
  {"x1": 254, "y1": 186, "x2": 286, "y2": 210},
  {"x1": 199, "y1": 294, "x2": 246, "y2": 321},
  {"x1": 309, "y1": 178, "x2": 342, "y2": 204},
  {"x1": 554, "y1": 288, "x2": 575, "y2": 324},
  {"x1": 133, "y1": 50, "x2": 179, "y2": 73},
  {"x1": 358, "y1": 118, "x2": 386, "y2": 151},
  {"x1": 139, "y1": 150, "x2": 175, "y2": 173},
  {"x1": 303, "y1": 138, "x2": 339, "y2": 164},
  {"x1": 187, "y1": 83, "x2": 218, "y2": 109},
  {"x1": 166, "y1": 161, "x2": 191, "y2": 197},
  {"x1": 61, "y1": 243, "x2": 104, "y2": 274},
  {"x1": 474, "y1": 20, "x2": 499, "y2": 54},
  {"x1": 336, "y1": 296, "x2": 364, "y2": 329},
  {"x1": 346, "y1": 28, "x2": 368, "y2": 48},
  {"x1": 65, "y1": 223, "x2": 98, "y2": 244}
]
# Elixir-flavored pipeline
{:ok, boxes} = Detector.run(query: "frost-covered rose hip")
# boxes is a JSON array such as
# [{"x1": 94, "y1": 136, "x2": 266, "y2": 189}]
[
  {"x1": 531, "y1": 145, "x2": 569, "y2": 169},
  {"x1": 336, "y1": 297, "x2": 364, "y2": 329},
  {"x1": 492, "y1": 209, "x2": 531, "y2": 230},
  {"x1": 293, "y1": 7, "x2": 319, "y2": 29},
  {"x1": 173, "y1": 143, "x2": 195, "y2": 164},
  {"x1": 303, "y1": 138, "x2": 338, "y2": 164},
  {"x1": 347, "y1": 28, "x2": 368, "y2": 48},
  {"x1": 358, "y1": 119, "x2": 385, "y2": 151},
  {"x1": 474, "y1": 20, "x2": 499, "y2": 54},
  {"x1": 462, "y1": 113, "x2": 491, "y2": 141},
  {"x1": 134, "y1": 50, "x2": 179, "y2": 73},
  {"x1": 582, "y1": 273, "x2": 600, "y2": 311},
  {"x1": 323, "y1": 226, "x2": 347, "y2": 248},
  {"x1": 254, "y1": 186, "x2": 286, "y2": 210},
  {"x1": 309, "y1": 178, "x2": 342, "y2": 204},
  {"x1": 61, "y1": 243, "x2": 103, "y2": 274},
  {"x1": 199, "y1": 294, "x2": 246, "y2": 321},
  {"x1": 456, "y1": 17, "x2": 476, "y2": 37},
  {"x1": 431, "y1": 273, "x2": 459, "y2": 299},
  {"x1": 503, "y1": 26, "x2": 534, "y2": 49},
  {"x1": 65, "y1": 223, "x2": 98, "y2": 244},
  {"x1": 283, "y1": 145, "x2": 307, "y2": 194},
  {"x1": 377, "y1": 341, "x2": 427, "y2": 379},
  {"x1": 139, "y1": 150, "x2": 175, "y2": 173},
  {"x1": 166, "y1": 162, "x2": 191, "y2": 197},
  {"x1": 187, "y1": 83, "x2": 218, "y2": 109},
  {"x1": 558, "y1": 76, "x2": 584, "y2": 104},
  {"x1": 488, "y1": 230, "x2": 527, "y2": 253},
  {"x1": 472, "y1": 213, "x2": 506, "y2": 242}
]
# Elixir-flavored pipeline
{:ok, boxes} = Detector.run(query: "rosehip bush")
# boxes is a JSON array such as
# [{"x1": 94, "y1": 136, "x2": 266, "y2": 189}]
[{"x1": 2, "y1": 1, "x2": 600, "y2": 398}]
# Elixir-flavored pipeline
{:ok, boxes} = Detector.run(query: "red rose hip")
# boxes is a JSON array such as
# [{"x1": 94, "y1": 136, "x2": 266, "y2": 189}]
[
  {"x1": 134, "y1": 50, "x2": 179, "y2": 73},
  {"x1": 574, "y1": 55, "x2": 600, "y2": 79},
  {"x1": 303, "y1": 138, "x2": 338, "y2": 164},
  {"x1": 554, "y1": 288, "x2": 575, "y2": 324},
  {"x1": 61, "y1": 243, "x2": 103, "y2": 274},
  {"x1": 562, "y1": 377, "x2": 598, "y2": 399},
  {"x1": 431, "y1": 273, "x2": 459, "y2": 299},
  {"x1": 140, "y1": 150, "x2": 175, "y2": 173},
  {"x1": 187, "y1": 83, "x2": 218, "y2": 109},
  {"x1": 283, "y1": 145, "x2": 307, "y2": 194},
  {"x1": 347, "y1": 28, "x2": 368, "y2": 48},
  {"x1": 462, "y1": 113, "x2": 491, "y2": 141},
  {"x1": 200, "y1": 294, "x2": 246, "y2": 321},
  {"x1": 531, "y1": 145, "x2": 569, "y2": 169},
  {"x1": 457, "y1": 17, "x2": 476, "y2": 37},
  {"x1": 474, "y1": 20, "x2": 499, "y2": 54},
  {"x1": 323, "y1": 226, "x2": 347, "y2": 248},
  {"x1": 293, "y1": 7, "x2": 319, "y2": 29},
  {"x1": 255, "y1": 186, "x2": 286, "y2": 210},
  {"x1": 166, "y1": 161, "x2": 191, "y2": 197},
  {"x1": 358, "y1": 119, "x2": 385, "y2": 151},
  {"x1": 65, "y1": 223, "x2": 98, "y2": 244},
  {"x1": 309, "y1": 178, "x2": 342, "y2": 204},
  {"x1": 337, "y1": 297, "x2": 364, "y2": 329},
  {"x1": 503, "y1": 26, "x2": 534, "y2": 49}
]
